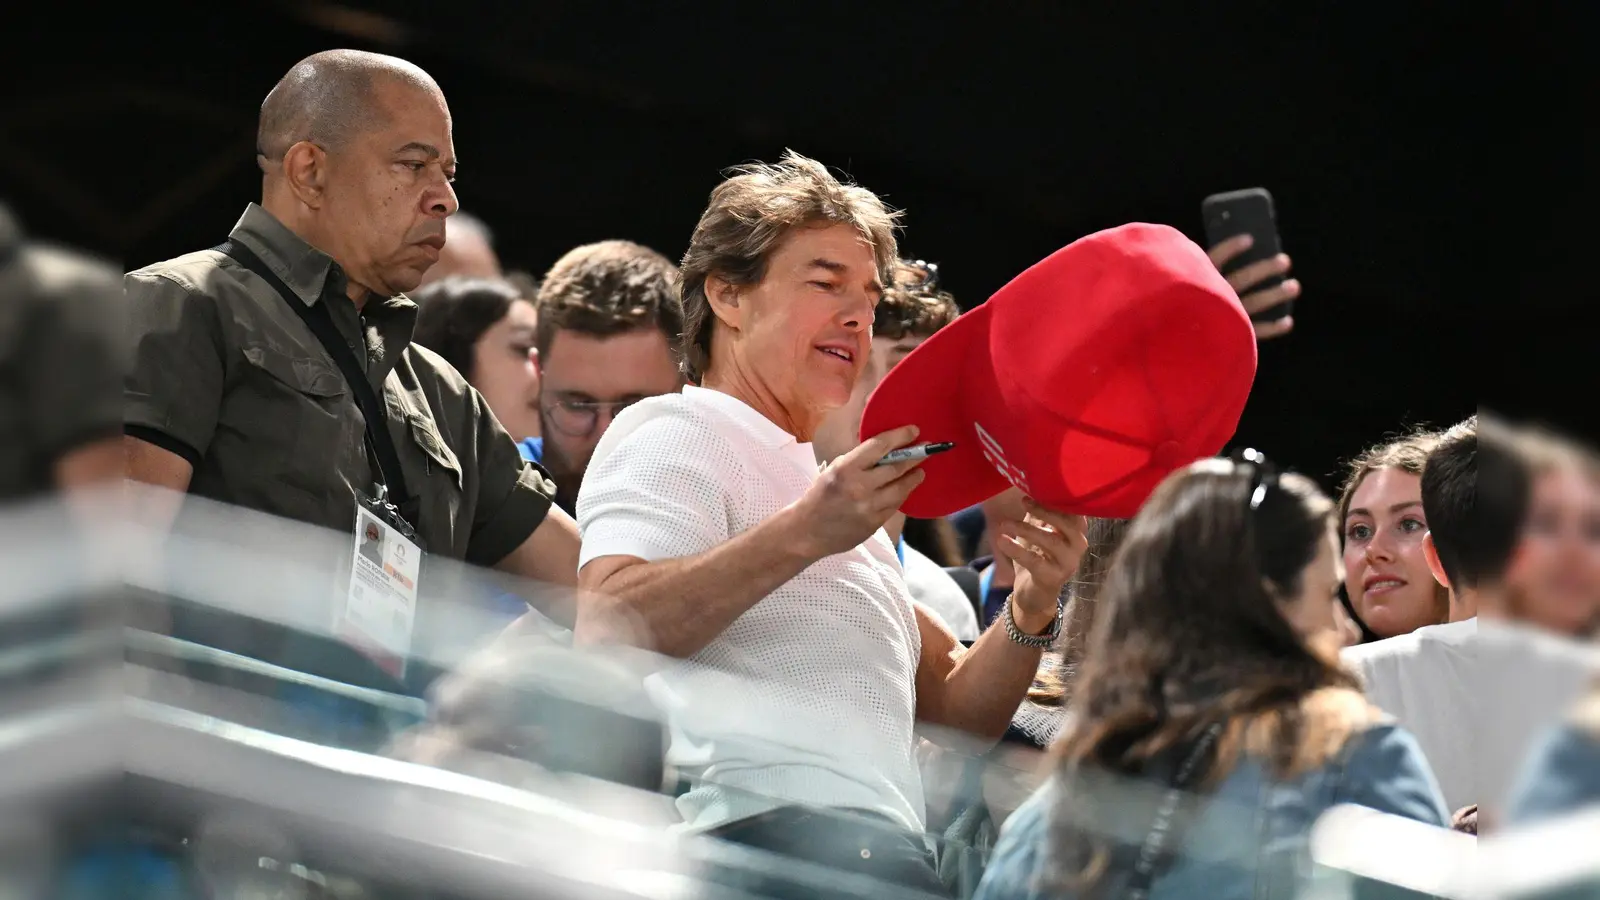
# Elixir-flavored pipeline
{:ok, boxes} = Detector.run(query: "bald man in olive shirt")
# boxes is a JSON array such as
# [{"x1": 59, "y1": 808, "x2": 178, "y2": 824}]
[{"x1": 122, "y1": 51, "x2": 578, "y2": 602}]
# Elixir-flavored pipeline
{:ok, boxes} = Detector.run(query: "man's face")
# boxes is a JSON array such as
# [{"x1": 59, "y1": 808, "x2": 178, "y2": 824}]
[
  {"x1": 536, "y1": 327, "x2": 682, "y2": 481},
  {"x1": 320, "y1": 78, "x2": 458, "y2": 297},
  {"x1": 813, "y1": 332, "x2": 929, "y2": 463},
  {"x1": 720, "y1": 224, "x2": 879, "y2": 434}
]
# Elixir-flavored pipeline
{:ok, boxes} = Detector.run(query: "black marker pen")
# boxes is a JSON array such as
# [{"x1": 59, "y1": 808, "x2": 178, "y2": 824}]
[{"x1": 874, "y1": 441, "x2": 956, "y2": 467}]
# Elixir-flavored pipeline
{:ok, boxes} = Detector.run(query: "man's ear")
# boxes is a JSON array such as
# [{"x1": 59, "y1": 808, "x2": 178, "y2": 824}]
[
  {"x1": 705, "y1": 274, "x2": 744, "y2": 330},
  {"x1": 1423, "y1": 532, "x2": 1451, "y2": 590},
  {"x1": 280, "y1": 140, "x2": 328, "y2": 209}
]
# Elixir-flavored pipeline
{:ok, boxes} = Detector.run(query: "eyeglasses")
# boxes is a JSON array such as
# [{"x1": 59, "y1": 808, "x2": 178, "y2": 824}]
[
  {"x1": 1229, "y1": 446, "x2": 1280, "y2": 512},
  {"x1": 542, "y1": 397, "x2": 641, "y2": 438},
  {"x1": 900, "y1": 259, "x2": 941, "y2": 292}
]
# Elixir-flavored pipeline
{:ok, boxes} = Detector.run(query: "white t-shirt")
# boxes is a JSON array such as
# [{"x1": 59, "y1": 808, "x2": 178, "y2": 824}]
[
  {"x1": 901, "y1": 543, "x2": 980, "y2": 642},
  {"x1": 1342, "y1": 618, "x2": 1477, "y2": 812},
  {"x1": 577, "y1": 386, "x2": 926, "y2": 832},
  {"x1": 1342, "y1": 617, "x2": 1600, "y2": 813}
]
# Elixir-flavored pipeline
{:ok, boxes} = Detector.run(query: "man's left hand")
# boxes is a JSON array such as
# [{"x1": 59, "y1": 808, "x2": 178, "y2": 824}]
[{"x1": 994, "y1": 498, "x2": 1089, "y2": 635}]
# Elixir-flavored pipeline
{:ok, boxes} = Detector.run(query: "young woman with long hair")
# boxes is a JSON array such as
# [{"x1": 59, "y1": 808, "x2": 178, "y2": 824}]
[
  {"x1": 976, "y1": 452, "x2": 1448, "y2": 900},
  {"x1": 1337, "y1": 430, "x2": 1452, "y2": 641}
]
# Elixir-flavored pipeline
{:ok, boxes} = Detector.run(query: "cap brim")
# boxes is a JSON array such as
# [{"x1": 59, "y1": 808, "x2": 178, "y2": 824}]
[{"x1": 860, "y1": 303, "x2": 1012, "y2": 518}]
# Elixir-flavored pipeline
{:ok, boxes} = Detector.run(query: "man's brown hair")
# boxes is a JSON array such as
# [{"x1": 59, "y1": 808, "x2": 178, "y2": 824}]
[
  {"x1": 875, "y1": 259, "x2": 960, "y2": 340},
  {"x1": 677, "y1": 150, "x2": 900, "y2": 382},
  {"x1": 534, "y1": 240, "x2": 682, "y2": 360}
]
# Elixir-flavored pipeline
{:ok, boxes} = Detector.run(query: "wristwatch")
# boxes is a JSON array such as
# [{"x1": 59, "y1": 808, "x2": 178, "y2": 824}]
[{"x1": 1003, "y1": 591, "x2": 1064, "y2": 649}]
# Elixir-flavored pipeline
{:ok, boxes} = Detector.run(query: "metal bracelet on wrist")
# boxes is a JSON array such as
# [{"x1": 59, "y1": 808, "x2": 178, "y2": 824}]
[{"x1": 1003, "y1": 591, "x2": 1063, "y2": 649}]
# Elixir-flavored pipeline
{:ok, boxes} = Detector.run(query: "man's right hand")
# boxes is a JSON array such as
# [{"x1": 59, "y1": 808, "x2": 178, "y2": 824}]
[{"x1": 786, "y1": 424, "x2": 927, "y2": 558}]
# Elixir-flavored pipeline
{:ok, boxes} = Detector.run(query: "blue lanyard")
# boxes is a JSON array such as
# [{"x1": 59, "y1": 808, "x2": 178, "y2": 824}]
[
  {"x1": 980, "y1": 564, "x2": 1006, "y2": 626},
  {"x1": 895, "y1": 536, "x2": 906, "y2": 565}
]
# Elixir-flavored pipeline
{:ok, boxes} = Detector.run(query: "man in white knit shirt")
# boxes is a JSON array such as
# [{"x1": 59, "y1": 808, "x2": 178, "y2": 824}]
[{"x1": 574, "y1": 151, "x2": 1086, "y2": 893}]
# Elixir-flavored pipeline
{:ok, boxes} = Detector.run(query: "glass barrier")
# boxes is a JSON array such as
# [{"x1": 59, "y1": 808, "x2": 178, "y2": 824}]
[{"x1": 2, "y1": 488, "x2": 1577, "y2": 899}]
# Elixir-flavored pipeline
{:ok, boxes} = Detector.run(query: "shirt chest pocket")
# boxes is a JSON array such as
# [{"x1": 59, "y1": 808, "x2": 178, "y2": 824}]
[
  {"x1": 233, "y1": 343, "x2": 358, "y2": 494},
  {"x1": 404, "y1": 410, "x2": 463, "y2": 491},
  {"x1": 396, "y1": 401, "x2": 466, "y2": 552}
]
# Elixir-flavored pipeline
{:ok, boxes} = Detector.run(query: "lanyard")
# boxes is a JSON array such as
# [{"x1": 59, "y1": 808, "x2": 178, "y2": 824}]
[
  {"x1": 895, "y1": 536, "x2": 906, "y2": 565},
  {"x1": 1126, "y1": 722, "x2": 1224, "y2": 899},
  {"x1": 980, "y1": 564, "x2": 1005, "y2": 625},
  {"x1": 216, "y1": 240, "x2": 419, "y2": 529}
]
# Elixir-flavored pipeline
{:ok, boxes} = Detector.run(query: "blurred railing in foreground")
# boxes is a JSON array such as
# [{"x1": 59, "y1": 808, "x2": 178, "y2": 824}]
[{"x1": 0, "y1": 487, "x2": 1586, "y2": 898}]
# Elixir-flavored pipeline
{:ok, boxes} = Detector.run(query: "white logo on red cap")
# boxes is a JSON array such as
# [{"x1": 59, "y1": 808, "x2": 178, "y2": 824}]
[{"x1": 975, "y1": 422, "x2": 1031, "y2": 494}]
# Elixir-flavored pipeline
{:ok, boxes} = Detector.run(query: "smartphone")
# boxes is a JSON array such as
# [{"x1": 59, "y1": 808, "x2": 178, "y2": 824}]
[{"x1": 1202, "y1": 187, "x2": 1289, "y2": 322}]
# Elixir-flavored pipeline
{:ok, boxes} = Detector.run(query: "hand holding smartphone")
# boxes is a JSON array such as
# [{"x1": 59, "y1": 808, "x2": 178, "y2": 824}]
[{"x1": 1202, "y1": 187, "x2": 1297, "y2": 329}]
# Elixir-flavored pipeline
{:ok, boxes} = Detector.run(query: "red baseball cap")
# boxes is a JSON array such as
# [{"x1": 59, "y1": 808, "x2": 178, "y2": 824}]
[{"x1": 860, "y1": 223, "x2": 1257, "y2": 519}]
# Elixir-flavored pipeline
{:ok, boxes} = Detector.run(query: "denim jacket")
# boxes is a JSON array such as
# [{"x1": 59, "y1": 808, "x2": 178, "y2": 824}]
[
  {"x1": 974, "y1": 723, "x2": 1449, "y2": 900},
  {"x1": 1506, "y1": 721, "x2": 1600, "y2": 825}
]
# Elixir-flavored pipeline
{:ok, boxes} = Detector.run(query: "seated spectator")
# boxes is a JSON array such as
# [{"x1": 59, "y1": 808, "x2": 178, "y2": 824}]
[
  {"x1": 977, "y1": 451, "x2": 1447, "y2": 900},
  {"x1": 412, "y1": 276, "x2": 543, "y2": 442},
  {"x1": 1345, "y1": 415, "x2": 1600, "y2": 824},
  {"x1": 1342, "y1": 417, "x2": 1487, "y2": 815},
  {"x1": 1337, "y1": 429, "x2": 1450, "y2": 641},
  {"x1": 524, "y1": 240, "x2": 683, "y2": 515},
  {"x1": 812, "y1": 258, "x2": 979, "y2": 640},
  {"x1": 574, "y1": 151, "x2": 1086, "y2": 894},
  {"x1": 416, "y1": 210, "x2": 501, "y2": 283}
]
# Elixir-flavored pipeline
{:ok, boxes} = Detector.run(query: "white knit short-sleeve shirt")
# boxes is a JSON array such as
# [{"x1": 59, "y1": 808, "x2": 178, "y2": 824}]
[{"x1": 577, "y1": 386, "x2": 926, "y2": 832}]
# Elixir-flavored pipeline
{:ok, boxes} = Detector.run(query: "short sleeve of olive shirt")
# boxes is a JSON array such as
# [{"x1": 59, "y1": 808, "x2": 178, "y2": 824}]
[{"x1": 122, "y1": 267, "x2": 228, "y2": 463}]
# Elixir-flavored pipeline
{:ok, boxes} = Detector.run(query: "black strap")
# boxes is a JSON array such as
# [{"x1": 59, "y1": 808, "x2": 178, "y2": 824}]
[
  {"x1": 1126, "y1": 722, "x2": 1224, "y2": 899},
  {"x1": 215, "y1": 240, "x2": 416, "y2": 523}
]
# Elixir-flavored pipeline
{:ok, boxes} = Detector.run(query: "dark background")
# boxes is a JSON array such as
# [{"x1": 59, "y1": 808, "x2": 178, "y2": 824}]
[{"x1": 4, "y1": 2, "x2": 1535, "y2": 489}]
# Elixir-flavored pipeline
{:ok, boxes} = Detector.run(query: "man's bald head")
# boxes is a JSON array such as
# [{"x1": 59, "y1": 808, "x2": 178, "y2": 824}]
[{"x1": 257, "y1": 49, "x2": 442, "y2": 166}]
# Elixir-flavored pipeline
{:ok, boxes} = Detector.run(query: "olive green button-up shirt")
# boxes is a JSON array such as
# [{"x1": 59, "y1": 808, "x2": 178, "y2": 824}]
[{"x1": 124, "y1": 203, "x2": 554, "y2": 566}]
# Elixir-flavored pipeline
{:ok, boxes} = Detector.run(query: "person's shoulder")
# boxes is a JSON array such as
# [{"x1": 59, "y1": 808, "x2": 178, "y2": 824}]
[
  {"x1": 1481, "y1": 620, "x2": 1600, "y2": 674},
  {"x1": 125, "y1": 247, "x2": 236, "y2": 298},
  {"x1": 1300, "y1": 685, "x2": 1386, "y2": 730},
  {"x1": 1416, "y1": 618, "x2": 1478, "y2": 648},
  {"x1": 403, "y1": 340, "x2": 472, "y2": 393},
  {"x1": 1342, "y1": 630, "x2": 1418, "y2": 661},
  {"x1": 597, "y1": 393, "x2": 724, "y2": 458}
]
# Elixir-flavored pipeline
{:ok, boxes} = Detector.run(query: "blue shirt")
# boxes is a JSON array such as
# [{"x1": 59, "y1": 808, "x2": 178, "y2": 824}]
[
  {"x1": 518, "y1": 436, "x2": 544, "y2": 465},
  {"x1": 1507, "y1": 720, "x2": 1600, "y2": 826},
  {"x1": 975, "y1": 722, "x2": 1449, "y2": 900}
]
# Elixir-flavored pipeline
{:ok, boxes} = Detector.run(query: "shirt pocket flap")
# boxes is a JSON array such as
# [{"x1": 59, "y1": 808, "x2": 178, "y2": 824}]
[
  {"x1": 406, "y1": 412, "x2": 463, "y2": 490},
  {"x1": 242, "y1": 344, "x2": 347, "y2": 399}
]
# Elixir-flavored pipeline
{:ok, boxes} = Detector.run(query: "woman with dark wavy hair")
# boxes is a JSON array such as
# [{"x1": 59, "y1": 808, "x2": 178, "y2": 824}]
[{"x1": 976, "y1": 453, "x2": 1448, "y2": 900}]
